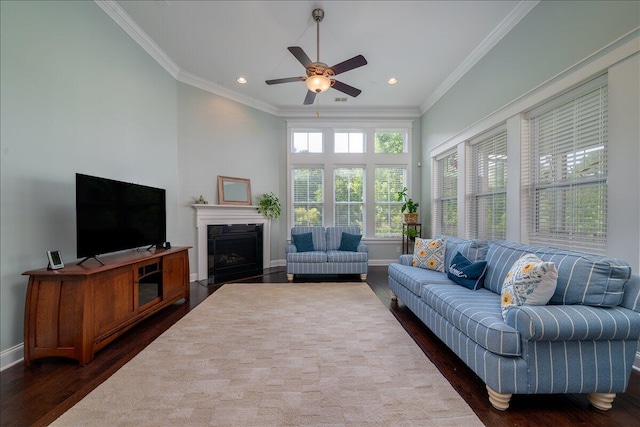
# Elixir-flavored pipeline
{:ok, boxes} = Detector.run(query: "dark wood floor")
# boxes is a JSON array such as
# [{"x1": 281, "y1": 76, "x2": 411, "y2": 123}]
[{"x1": 2, "y1": 266, "x2": 639, "y2": 426}]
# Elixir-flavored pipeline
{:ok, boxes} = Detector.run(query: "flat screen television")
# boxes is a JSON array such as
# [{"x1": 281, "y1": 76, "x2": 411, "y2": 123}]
[{"x1": 76, "y1": 173, "x2": 166, "y2": 262}]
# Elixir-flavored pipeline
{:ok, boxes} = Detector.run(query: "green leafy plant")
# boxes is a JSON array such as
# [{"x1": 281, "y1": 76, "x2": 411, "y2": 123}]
[
  {"x1": 397, "y1": 187, "x2": 419, "y2": 213},
  {"x1": 256, "y1": 192, "x2": 281, "y2": 219},
  {"x1": 403, "y1": 227, "x2": 420, "y2": 239}
]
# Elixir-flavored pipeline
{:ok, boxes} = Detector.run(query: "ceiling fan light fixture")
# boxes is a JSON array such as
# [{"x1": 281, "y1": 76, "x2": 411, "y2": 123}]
[{"x1": 306, "y1": 75, "x2": 331, "y2": 93}]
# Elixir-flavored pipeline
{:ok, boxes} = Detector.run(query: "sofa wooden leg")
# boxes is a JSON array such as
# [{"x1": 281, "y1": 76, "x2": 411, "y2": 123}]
[
  {"x1": 487, "y1": 386, "x2": 511, "y2": 411},
  {"x1": 390, "y1": 290, "x2": 397, "y2": 301},
  {"x1": 287, "y1": 274, "x2": 293, "y2": 282},
  {"x1": 360, "y1": 274, "x2": 367, "y2": 282},
  {"x1": 588, "y1": 392, "x2": 616, "y2": 411}
]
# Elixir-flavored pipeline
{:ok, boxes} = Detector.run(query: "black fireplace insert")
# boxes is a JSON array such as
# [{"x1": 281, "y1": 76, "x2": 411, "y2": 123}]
[{"x1": 207, "y1": 224, "x2": 263, "y2": 284}]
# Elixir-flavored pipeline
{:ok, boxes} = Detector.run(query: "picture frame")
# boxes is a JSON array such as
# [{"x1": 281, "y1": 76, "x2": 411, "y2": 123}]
[
  {"x1": 217, "y1": 176, "x2": 252, "y2": 205},
  {"x1": 47, "y1": 250, "x2": 64, "y2": 270}
]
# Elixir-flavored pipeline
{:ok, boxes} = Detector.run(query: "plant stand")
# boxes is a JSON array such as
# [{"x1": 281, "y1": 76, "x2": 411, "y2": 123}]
[{"x1": 402, "y1": 223, "x2": 421, "y2": 254}]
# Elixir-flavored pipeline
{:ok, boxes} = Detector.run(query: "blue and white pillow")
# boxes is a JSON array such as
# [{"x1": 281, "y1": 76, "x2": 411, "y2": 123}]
[{"x1": 501, "y1": 253, "x2": 558, "y2": 320}]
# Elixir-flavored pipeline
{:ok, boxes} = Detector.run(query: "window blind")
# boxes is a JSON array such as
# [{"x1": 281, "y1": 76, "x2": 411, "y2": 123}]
[
  {"x1": 526, "y1": 82, "x2": 608, "y2": 254},
  {"x1": 468, "y1": 129, "x2": 507, "y2": 239},
  {"x1": 434, "y1": 151, "x2": 458, "y2": 236},
  {"x1": 334, "y1": 167, "x2": 364, "y2": 229},
  {"x1": 374, "y1": 167, "x2": 406, "y2": 237},
  {"x1": 292, "y1": 168, "x2": 324, "y2": 226}
]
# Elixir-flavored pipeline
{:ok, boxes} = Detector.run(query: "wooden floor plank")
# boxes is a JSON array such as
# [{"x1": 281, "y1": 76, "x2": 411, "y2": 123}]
[{"x1": 1, "y1": 266, "x2": 638, "y2": 426}]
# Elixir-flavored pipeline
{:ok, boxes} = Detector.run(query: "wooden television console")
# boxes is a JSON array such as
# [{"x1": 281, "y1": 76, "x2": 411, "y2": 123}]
[{"x1": 23, "y1": 246, "x2": 190, "y2": 366}]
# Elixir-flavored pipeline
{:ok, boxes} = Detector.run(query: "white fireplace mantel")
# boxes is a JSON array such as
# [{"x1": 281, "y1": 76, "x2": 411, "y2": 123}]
[{"x1": 193, "y1": 204, "x2": 271, "y2": 281}]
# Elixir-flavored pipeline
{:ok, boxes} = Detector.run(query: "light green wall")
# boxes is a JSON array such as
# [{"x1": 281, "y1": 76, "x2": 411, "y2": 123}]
[
  {"x1": 420, "y1": 0, "x2": 640, "y2": 236},
  {"x1": 0, "y1": 1, "x2": 179, "y2": 354},
  {"x1": 176, "y1": 82, "x2": 287, "y2": 269}
]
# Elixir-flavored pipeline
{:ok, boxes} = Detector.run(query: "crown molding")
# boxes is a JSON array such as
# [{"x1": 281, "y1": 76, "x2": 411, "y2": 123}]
[
  {"x1": 277, "y1": 106, "x2": 421, "y2": 119},
  {"x1": 176, "y1": 70, "x2": 281, "y2": 116},
  {"x1": 420, "y1": 0, "x2": 539, "y2": 115},
  {"x1": 94, "y1": 1, "x2": 180, "y2": 78}
]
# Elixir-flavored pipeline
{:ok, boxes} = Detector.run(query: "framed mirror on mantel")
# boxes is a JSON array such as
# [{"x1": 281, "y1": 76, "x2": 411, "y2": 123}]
[{"x1": 218, "y1": 176, "x2": 252, "y2": 205}]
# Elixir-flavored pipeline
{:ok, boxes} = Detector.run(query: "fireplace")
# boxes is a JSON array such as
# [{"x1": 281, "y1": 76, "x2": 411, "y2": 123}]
[
  {"x1": 193, "y1": 204, "x2": 271, "y2": 282},
  {"x1": 207, "y1": 224, "x2": 263, "y2": 284}
]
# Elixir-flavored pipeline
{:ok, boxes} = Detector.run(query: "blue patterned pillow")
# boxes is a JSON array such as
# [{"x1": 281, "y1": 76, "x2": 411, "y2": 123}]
[
  {"x1": 447, "y1": 251, "x2": 488, "y2": 290},
  {"x1": 501, "y1": 253, "x2": 558, "y2": 320},
  {"x1": 338, "y1": 232, "x2": 362, "y2": 252},
  {"x1": 292, "y1": 232, "x2": 314, "y2": 252}
]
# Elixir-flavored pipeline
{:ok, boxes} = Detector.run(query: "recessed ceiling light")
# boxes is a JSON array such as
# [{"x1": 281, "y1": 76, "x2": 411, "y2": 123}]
[
  {"x1": 236, "y1": 77, "x2": 247, "y2": 84},
  {"x1": 387, "y1": 77, "x2": 398, "y2": 85}
]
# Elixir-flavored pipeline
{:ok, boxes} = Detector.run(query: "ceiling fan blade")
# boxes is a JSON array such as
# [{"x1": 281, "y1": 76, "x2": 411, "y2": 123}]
[
  {"x1": 303, "y1": 90, "x2": 317, "y2": 105},
  {"x1": 265, "y1": 77, "x2": 305, "y2": 85},
  {"x1": 330, "y1": 55, "x2": 367, "y2": 76},
  {"x1": 288, "y1": 46, "x2": 313, "y2": 68},
  {"x1": 331, "y1": 80, "x2": 362, "y2": 97}
]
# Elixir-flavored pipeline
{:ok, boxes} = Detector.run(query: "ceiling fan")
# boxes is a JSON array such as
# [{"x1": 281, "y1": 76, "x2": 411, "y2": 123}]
[{"x1": 265, "y1": 8, "x2": 367, "y2": 105}]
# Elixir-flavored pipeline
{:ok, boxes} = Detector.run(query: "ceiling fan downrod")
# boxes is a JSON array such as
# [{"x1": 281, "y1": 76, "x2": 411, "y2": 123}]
[{"x1": 312, "y1": 8, "x2": 324, "y2": 63}]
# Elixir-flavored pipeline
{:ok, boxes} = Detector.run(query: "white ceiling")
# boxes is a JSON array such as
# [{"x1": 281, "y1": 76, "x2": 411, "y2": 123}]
[{"x1": 107, "y1": 1, "x2": 537, "y2": 116}]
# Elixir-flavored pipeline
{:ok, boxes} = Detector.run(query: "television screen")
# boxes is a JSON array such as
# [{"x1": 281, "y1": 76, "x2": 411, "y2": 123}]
[{"x1": 76, "y1": 173, "x2": 166, "y2": 259}]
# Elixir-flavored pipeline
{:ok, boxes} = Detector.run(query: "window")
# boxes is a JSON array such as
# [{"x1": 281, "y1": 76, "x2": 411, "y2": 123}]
[
  {"x1": 288, "y1": 121, "x2": 412, "y2": 237},
  {"x1": 374, "y1": 167, "x2": 406, "y2": 237},
  {"x1": 434, "y1": 151, "x2": 458, "y2": 236},
  {"x1": 375, "y1": 131, "x2": 407, "y2": 153},
  {"x1": 334, "y1": 131, "x2": 365, "y2": 153},
  {"x1": 334, "y1": 168, "x2": 364, "y2": 229},
  {"x1": 292, "y1": 168, "x2": 324, "y2": 226},
  {"x1": 292, "y1": 131, "x2": 323, "y2": 153},
  {"x1": 526, "y1": 80, "x2": 608, "y2": 253},
  {"x1": 468, "y1": 129, "x2": 507, "y2": 239}
]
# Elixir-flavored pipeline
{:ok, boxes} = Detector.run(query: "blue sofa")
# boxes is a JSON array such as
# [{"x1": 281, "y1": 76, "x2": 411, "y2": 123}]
[
  {"x1": 388, "y1": 235, "x2": 640, "y2": 411},
  {"x1": 286, "y1": 226, "x2": 368, "y2": 282}
]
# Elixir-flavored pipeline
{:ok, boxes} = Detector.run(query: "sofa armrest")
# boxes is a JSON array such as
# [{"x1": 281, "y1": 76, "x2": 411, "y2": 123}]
[
  {"x1": 357, "y1": 243, "x2": 368, "y2": 254},
  {"x1": 398, "y1": 254, "x2": 413, "y2": 266},
  {"x1": 505, "y1": 304, "x2": 640, "y2": 342},
  {"x1": 285, "y1": 243, "x2": 297, "y2": 254},
  {"x1": 622, "y1": 274, "x2": 640, "y2": 312}
]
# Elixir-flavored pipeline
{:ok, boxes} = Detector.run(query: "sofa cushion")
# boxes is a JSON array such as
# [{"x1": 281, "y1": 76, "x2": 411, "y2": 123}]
[
  {"x1": 500, "y1": 254, "x2": 558, "y2": 320},
  {"x1": 338, "y1": 232, "x2": 362, "y2": 252},
  {"x1": 435, "y1": 235, "x2": 489, "y2": 271},
  {"x1": 291, "y1": 232, "x2": 314, "y2": 252},
  {"x1": 326, "y1": 250, "x2": 368, "y2": 263},
  {"x1": 388, "y1": 263, "x2": 455, "y2": 297},
  {"x1": 286, "y1": 251, "x2": 328, "y2": 263},
  {"x1": 413, "y1": 237, "x2": 445, "y2": 272},
  {"x1": 421, "y1": 285, "x2": 521, "y2": 356},
  {"x1": 447, "y1": 251, "x2": 488, "y2": 290},
  {"x1": 484, "y1": 240, "x2": 630, "y2": 306},
  {"x1": 326, "y1": 226, "x2": 361, "y2": 251}
]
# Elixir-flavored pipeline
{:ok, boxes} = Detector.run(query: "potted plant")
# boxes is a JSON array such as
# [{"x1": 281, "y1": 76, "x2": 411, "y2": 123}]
[
  {"x1": 397, "y1": 187, "x2": 419, "y2": 223},
  {"x1": 256, "y1": 192, "x2": 281, "y2": 219}
]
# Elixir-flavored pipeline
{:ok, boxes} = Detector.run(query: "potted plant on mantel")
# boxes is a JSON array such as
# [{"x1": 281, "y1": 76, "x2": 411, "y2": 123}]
[
  {"x1": 256, "y1": 192, "x2": 282, "y2": 219},
  {"x1": 397, "y1": 187, "x2": 419, "y2": 224}
]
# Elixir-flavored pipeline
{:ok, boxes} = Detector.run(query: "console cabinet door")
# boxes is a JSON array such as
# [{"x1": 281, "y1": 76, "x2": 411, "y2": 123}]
[
  {"x1": 93, "y1": 266, "x2": 136, "y2": 338},
  {"x1": 163, "y1": 251, "x2": 188, "y2": 300}
]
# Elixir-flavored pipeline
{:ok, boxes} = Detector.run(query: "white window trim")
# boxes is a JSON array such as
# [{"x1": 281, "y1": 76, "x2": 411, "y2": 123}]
[{"x1": 287, "y1": 120, "x2": 413, "y2": 238}]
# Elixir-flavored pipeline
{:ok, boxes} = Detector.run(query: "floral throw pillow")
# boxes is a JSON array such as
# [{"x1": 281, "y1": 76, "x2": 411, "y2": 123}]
[
  {"x1": 413, "y1": 237, "x2": 445, "y2": 272},
  {"x1": 501, "y1": 253, "x2": 558, "y2": 320}
]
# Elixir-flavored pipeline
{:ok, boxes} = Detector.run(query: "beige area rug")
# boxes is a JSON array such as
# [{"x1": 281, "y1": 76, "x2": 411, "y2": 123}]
[{"x1": 51, "y1": 283, "x2": 483, "y2": 426}]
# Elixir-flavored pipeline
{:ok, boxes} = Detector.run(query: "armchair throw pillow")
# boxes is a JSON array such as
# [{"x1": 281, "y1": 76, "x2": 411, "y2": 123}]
[
  {"x1": 291, "y1": 232, "x2": 315, "y2": 252},
  {"x1": 338, "y1": 232, "x2": 362, "y2": 252}
]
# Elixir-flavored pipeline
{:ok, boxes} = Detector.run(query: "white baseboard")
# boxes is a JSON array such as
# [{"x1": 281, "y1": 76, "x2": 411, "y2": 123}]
[{"x1": 1, "y1": 343, "x2": 24, "y2": 372}]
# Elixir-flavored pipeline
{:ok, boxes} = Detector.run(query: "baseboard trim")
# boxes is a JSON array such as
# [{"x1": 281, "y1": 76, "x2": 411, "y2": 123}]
[{"x1": 1, "y1": 343, "x2": 24, "y2": 372}]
